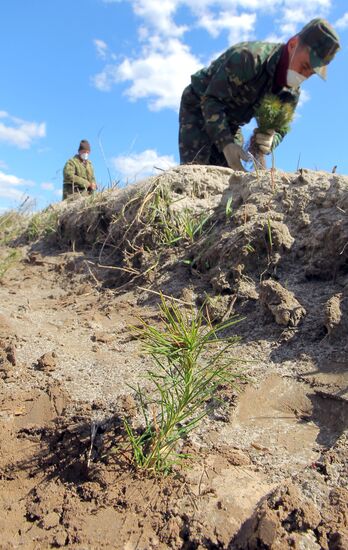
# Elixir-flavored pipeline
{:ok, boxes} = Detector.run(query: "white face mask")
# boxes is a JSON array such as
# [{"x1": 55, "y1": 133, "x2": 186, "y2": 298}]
[
  {"x1": 286, "y1": 69, "x2": 307, "y2": 88},
  {"x1": 286, "y1": 43, "x2": 308, "y2": 88},
  {"x1": 80, "y1": 152, "x2": 89, "y2": 161}
]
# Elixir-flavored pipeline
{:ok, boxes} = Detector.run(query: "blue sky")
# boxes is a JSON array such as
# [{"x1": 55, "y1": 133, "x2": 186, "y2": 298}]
[{"x1": 0, "y1": 0, "x2": 347, "y2": 211}]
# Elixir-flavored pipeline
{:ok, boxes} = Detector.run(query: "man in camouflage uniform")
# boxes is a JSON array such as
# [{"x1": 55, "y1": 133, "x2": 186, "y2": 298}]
[
  {"x1": 179, "y1": 18, "x2": 340, "y2": 170},
  {"x1": 63, "y1": 140, "x2": 97, "y2": 200}
]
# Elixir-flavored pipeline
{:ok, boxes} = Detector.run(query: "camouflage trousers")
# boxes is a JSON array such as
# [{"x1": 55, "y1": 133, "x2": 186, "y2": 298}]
[{"x1": 178, "y1": 85, "x2": 243, "y2": 166}]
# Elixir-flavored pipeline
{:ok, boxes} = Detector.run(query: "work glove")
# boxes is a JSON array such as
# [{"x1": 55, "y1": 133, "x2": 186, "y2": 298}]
[
  {"x1": 254, "y1": 129, "x2": 275, "y2": 155},
  {"x1": 223, "y1": 143, "x2": 249, "y2": 171}
]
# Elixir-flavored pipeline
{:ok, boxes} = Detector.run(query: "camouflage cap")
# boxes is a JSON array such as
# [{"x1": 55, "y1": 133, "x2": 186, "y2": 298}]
[{"x1": 298, "y1": 18, "x2": 340, "y2": 80}]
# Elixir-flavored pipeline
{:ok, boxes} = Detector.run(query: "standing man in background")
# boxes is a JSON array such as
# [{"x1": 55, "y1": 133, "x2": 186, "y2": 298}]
[
  {"x1": 178, "y1": 18, "x2": 340, "y2": 171},
  {"x1": 63, "y1": 140, "x2": 97, "y2": 200}
]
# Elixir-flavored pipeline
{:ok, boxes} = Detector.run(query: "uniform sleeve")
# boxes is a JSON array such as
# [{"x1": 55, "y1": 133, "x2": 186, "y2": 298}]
[
  {"x1": 201, "y1": 49, "x2": 261, "y2": 151},
  {"x1": 88, "y1": 162, "x2": 96, "y2": 184},
  {"x1": 63, "y1": 159, "x2": 89, "y2": 190}
]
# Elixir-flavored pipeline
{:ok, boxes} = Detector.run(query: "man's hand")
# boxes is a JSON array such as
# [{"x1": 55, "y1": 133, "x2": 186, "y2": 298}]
[
  {"x1": 88, "y1": 182, "x2": 97, "y2": 191},
  {"x1": 223, "y1": 143, "x2": 249, "y2": 171},
  {"x1": 254, "y1": 129, "x2": 275, "y2": 154}
]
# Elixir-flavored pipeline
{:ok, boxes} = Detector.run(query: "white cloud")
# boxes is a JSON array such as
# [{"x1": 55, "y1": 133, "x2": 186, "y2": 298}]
[
  {"x1": 0, "y1": 160, "x2": 8, "y2": 169},
  {"x1": 94, "y1": 37, "x2": 201, "y2": 110},
  {"x1": 93, "y1": 0, "x2": 335, "y2": 110},
  {"x1": 112, "y1": 149, "x2": 176, "y2": 180},
  {"x1": 0, "y1": 171, "x2": 33, "y2": 187},
  {"x1": 41, "y1": 182, "x2": 55, "y2": 191},
  {"x1": 335, "y1": 12, "x2": 348, "y2": 30},
  {"x1": 94, "y1": 39, "x2": 108, "y2": 58},
  {"x1": 133, "y1": 0, "x2": 187, "y2": 38},
  {"x1": 277, "y1": 0, "x2": 332, "y2": 36},
  {"x1": 92, "y1": 1, "x2": 258, "y2": 108},
  {"x1": 0, "y1": 111, "x2": 46, "y2": 149},
  {"x1": 264, "y1": 33, "x2": 285, "y2": 42},
  {"x1": 0, "y1": 170, "x2": 35, "y2": 200},
  {"x1": 91, "y1": 64, "x2": 120, "y2": 92},
  {"x1": 117, "y1": 38, "x2": 201, "y2": 110},
  {"x1": 298, "y1": 88, "x2": 311, "y2": 108},
  {"x1": 99, "y1": 0, "x2": 332, "y2": 39},
  {"x1": 228, "y1": 0, "x2": 280, "y2": 7},
  {"x1": 198, "y1": 11, "x2": 256, "y2": 44}
]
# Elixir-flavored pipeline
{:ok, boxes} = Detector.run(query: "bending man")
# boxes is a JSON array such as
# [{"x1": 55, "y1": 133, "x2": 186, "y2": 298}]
[{"x1": 179, "y1": 18, "x2": 340, "y2": 170}]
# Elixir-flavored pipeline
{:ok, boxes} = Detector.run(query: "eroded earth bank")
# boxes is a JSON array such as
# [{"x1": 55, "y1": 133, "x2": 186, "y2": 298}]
[{"x1": 0, "y1": 166, "x2": 347, "y2": 549}]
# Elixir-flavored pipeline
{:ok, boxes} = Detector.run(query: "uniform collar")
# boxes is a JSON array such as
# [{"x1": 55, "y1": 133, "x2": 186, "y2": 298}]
[
  {"x1": 267, "y1": 44, "x2": 300, "y2": 100},
  {"x1": 274, "y1": 44, "x2": 289, "y2": 88},
  {"x1": 265, "y1": 43, "x2": 285, "y2": 78}
]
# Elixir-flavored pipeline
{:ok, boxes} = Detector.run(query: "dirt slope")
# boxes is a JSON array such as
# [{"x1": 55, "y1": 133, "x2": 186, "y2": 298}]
[{"x1": 0, "y1": 165, "x2": 347, "y2": 549}]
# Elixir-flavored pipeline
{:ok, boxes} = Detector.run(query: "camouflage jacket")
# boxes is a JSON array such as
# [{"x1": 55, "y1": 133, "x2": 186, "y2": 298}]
[
  {"x1": 63, "y1": 155, "x2": 96, "y2": 190},
  {"x1": 190, "y1": 42, "x2": 300, "y2": 151}
]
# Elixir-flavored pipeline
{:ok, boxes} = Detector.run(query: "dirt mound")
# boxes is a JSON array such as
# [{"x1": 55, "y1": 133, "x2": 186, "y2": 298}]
[
  {"x1": 47, "y1": 166, "x2": 348, "y2": 371},
  {"x1": 233, "y1": 482, "x2": 348, "y2": 549},
  {"x1": 45, "y1": 165, "x2": 232, "y2": 288},
  {"x1": 1, "y1": 165, "x2": 347, "y2": 548},
  {"x1": 39, "y1": 166, "x2": 348, "y2": 301},
  {"x1": 195, "y1": 169, "x2": 348, "y2": 287}
]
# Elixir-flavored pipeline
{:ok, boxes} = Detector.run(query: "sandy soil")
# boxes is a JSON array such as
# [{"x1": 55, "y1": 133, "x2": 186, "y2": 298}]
[{"x1": 0, "y1": 166, "x2": 347, "y2": 549}]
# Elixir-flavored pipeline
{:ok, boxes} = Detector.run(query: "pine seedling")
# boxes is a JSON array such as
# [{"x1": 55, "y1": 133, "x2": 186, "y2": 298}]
[
  {"x1": 248, "y1": 94, "x2": 295, "y2": 169},
  {"x1": 124, "y1": 295, "x2": 243, "y2": 473},
  {"x1": 255, "y1": 94, "x2": 294, "y2": 135}
]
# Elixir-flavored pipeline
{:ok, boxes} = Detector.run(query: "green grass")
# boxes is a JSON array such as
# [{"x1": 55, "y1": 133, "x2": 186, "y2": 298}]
[
  {"x1": 146, "y1": 187, "x2": 211, "y2": 247},
  {"x1": 0, "y1": 212, "x2": 19, "y2": 245},
  {"x1": 0, "y1": 205, "x2": 60, "y2": 245},
  {"x1": 0, "y1": 249, "x2": 21, "y2": 280},
  {"x1": 146, "y1": 186, "x2": 181, "y2": 246},
  {"x1": 178, "y1": 209, "x2": 211, "y2": 243},
  {"x1": 25, "y1": 209, "x2": 60, "y2": 241},
  {"x1": 0, "y1": 197, "x2": 38, "y2": 245},
  {"x1": 0, "y1": 211, "x2": 27, "y2": 245},
  {"x1": 225, "y1": 196, "x2": 233, "y2": 221},
  {"x1": 124, "y1": 295, "x2": 243, "y2": 473},
  {"x1": 245, "y1": 243, "x2": 255, "y2": 253}
]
